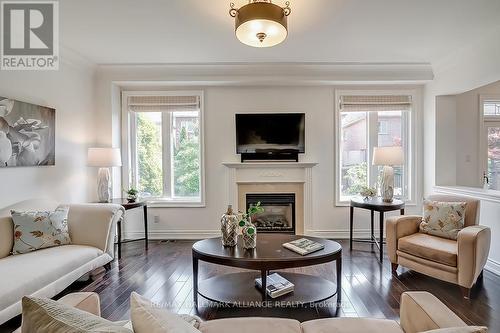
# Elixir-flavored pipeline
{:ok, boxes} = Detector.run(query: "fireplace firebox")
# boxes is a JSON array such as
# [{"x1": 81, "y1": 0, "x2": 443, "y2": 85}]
[{"x1": 246, "y1": 193, "x2": 295, "y2": 234}]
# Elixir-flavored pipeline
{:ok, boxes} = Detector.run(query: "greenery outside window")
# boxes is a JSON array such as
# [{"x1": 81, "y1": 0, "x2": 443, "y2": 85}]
[
  {"x1": 335, "y1": 93, "x2": 413, "y2": 204},
  {"x1": 124, "y1": 91, "x2": 204, "y2": 206}
]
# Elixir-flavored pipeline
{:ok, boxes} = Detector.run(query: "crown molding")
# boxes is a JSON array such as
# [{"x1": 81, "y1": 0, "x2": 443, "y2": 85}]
[
  {"x1": 60, "y1": 45, "x2": 97, "y2": 73},
  {"x1": 97, "y1": 62, "x2": 434, "y2": 86}
]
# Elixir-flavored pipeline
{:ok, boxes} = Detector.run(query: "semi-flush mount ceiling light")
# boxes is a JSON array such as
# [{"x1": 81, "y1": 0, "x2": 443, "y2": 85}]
[{"x1": 229, "y1": 0, "x2": 291, "y2": 48}]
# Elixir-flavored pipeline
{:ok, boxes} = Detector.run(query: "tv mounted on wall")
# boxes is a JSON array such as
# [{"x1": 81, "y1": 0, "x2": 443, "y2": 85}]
[{"x1": 235, "y1": 113, "x2": 305, "y2": 162}]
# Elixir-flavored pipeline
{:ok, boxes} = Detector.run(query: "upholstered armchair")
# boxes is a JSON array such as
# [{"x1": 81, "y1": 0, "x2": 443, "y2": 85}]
[{"x1": 386, "y1": 195, "x2": 491, "y2": 299}]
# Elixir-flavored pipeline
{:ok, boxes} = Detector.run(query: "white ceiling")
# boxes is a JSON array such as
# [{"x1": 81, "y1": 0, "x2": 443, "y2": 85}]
[{"x1": 60, "y1": 0, "x2": 500, "y2": 66}]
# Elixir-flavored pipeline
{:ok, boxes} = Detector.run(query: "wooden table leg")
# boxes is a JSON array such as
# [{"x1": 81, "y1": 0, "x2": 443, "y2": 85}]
[
  {"x1": 117, "y1": 217, "x2": 122, "y2": 259},
  {"x1": 349, "y1": 206, "x2": 354, "y2": 250},
  {"x1": 261, "y1": 270, "x2": 268, "y2": 302},
  {"x1": 379, "y1": 211, "x2": 384, "y2": 262},
  {"x1": 193, "y1": 255, "x2": 199, "y2": 308},
  {"x1": 336, "y1": 252, "x2": 342, "y2": 306},
  {"x1": 370, "y1": 209, "x2": 374, "y2": 245},
  {"x1": 400, "y1": 208, "x2": 405, "y2": 215},
  {"x1": 143, "y1": 205, "x2": 148, "y2": 250}
]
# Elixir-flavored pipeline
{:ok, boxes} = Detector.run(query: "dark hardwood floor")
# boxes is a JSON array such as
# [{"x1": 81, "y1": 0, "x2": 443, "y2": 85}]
[{"x1": 2, "y1": 239, "x2": 499, "y2": 332}]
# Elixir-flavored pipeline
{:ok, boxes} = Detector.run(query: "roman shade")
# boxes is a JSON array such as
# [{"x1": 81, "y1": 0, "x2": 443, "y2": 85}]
[
  {"x1": 339, "y1": 95, "x2": 412, "y2": 112},
  {"x1": 127, "y1": 95, "x2": 200, "y2": 112}
]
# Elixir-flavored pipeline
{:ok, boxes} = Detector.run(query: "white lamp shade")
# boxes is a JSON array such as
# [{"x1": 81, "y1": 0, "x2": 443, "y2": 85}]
[
  {"x1": 372, "y1": 146, "x2": 404, "y2": 166},
  {"x1": 88, "y1": 148, "x2": 122, "y2": 167}
]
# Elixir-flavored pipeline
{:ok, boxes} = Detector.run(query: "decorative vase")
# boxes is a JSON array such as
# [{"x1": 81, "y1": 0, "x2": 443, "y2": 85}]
[
  {"x1": 127, "y1": 195, "x2": 137, "y2": 203},
  {"x1": 241, "y1": 219, "x2": 257, "y2": 249},
  {"x1": 221, "y1": 205, "x2": 239, "y2": 247}
]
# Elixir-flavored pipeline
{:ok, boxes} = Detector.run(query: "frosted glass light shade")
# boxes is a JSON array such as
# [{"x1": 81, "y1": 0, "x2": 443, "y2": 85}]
[
  {"x1": 87, "y1": 148, "x2": 122, "y2": 167},
  {"x1": 232, "y1": 1, "x2": 289, "y2": 48},
  {"x1": 372, "y1": 147, "x2": 404, "y2": 166},
  {"x1": 236, "y1": 19, "x2": 288, "y2": 47}
]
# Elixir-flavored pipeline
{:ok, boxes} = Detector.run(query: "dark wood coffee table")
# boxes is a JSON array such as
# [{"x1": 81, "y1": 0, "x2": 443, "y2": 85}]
[{"x1": 192, "y1": 234, "x2": 342, "y2": 308}]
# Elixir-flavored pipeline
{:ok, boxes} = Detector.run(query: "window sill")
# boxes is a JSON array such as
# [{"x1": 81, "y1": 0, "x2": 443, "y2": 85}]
[
  {"x1": 145, "y1": 199, "x2": 206, "y2": 208},
  {"x1": 433, "y1": 186, "x2": 500, "y2": 204}
]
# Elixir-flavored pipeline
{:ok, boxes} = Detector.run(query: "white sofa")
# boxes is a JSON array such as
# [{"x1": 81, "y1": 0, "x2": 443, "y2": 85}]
[
  {"x1": 15, "y1": 291, "x2": 483, "y2": 333},
  {"x1": 0, "y1": 199, "x2": 124, "y2": 325}
]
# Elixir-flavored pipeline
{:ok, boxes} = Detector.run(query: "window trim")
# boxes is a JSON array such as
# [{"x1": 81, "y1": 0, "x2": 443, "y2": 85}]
[
  {"x1": 479, "y1": 94, "x2": 500, "y2": 187},
  {"x1": 121, "y1": 90, "x2": 206, "y2": 208},
  {"x1": 334, "y1": 89, "x2": 418, "y2": 206}
]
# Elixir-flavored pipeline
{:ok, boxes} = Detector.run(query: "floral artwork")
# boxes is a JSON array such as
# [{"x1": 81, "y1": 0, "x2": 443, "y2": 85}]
[
  {"x1": 11, "y1": 206, "x2": 71, "y2": 254},
  {"x1": 419, "y1": 200, "x2": 467, "y2": 240},
  {"x1": 0, "y1": 97, "x2": 55, "y2": 167}
]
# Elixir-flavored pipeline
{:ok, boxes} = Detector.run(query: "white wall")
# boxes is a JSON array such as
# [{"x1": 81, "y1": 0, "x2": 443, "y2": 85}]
[
  {"x1": 424, "y1": 29, "x2": 500, "y2": 274},
  {"x1": 0, "y1": 56, "x2": 97, "y2": 207},
  {"x1": 94, "y1": 66, "x2": 424, "y2": 239},
  {"x1": 455, "y1": 81, "x2": 500, "y2": 186}
]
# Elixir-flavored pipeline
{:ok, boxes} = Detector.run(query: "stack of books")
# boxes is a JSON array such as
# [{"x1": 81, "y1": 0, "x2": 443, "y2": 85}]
[
  {"x1": 255, "y1": 273, "x2": 294, "y2": 298},
  {"x1": 282, "y1": 238, "x2": 325, "y2": 255}
]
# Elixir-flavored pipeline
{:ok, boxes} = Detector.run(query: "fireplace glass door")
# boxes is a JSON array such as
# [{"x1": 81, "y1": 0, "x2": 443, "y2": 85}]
[{"x1": 246, "y1": 193, "x2": 295, "y2": 234}]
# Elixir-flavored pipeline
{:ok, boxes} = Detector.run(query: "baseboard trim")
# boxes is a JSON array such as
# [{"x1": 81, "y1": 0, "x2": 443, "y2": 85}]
[
  {"x1": 124, "y1": 229, "x2": 382, "y2": 240},
  {"x1": 485, "y1": 259, "x2": 500, "y2": 276},
  {"x1": 308, "y1": 229, "x2": 385, "y2": 239},
  {"x1": 124, "y1": 230, "x2": 219, "y2": 240}
]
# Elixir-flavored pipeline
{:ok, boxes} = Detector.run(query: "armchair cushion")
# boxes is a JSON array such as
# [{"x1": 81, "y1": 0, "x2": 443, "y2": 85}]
[
  {"x1": 420, "y1": 200, "x2": 467, "y2": 240},
  {"x1": 386, "y1": 215, "x2": 422, "y2": 263},
  {"x1": 398, "y1": 233, "x2": 457, "y2": 267}
]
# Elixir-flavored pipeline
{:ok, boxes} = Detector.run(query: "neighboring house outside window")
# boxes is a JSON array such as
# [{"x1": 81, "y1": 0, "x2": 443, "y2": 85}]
[
  {"x1": 336, "y1": 92, "x2": 414, "y2": 205},
  {"x1": 480, "y1": 97, "x2": 500, "y2": 191}
]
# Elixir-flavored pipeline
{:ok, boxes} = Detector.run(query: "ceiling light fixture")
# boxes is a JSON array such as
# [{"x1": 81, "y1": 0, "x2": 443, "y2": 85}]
[{"x1": 229, "y1": 0, "x2": 291, "y2": 48}]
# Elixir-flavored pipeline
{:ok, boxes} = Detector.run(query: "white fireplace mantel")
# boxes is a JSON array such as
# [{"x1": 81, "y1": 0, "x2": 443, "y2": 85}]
[{"x1": 222, "y1": 161, "x2": 317, "y2": 235}]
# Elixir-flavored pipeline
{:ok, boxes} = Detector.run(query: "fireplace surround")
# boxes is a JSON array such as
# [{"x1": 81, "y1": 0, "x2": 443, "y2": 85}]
[{"x1": 223, "y1": 161, "x2": 317, "y2": 235}]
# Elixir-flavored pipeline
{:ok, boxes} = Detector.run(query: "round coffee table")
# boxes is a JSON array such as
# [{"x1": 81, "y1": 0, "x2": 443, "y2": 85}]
[{"x1": 192, "y1": 234, "x2": 342, "y2": 308}]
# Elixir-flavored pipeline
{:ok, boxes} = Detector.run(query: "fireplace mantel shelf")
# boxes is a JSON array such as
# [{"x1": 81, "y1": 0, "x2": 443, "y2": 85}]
[{"x1": 222, "y1": 162, "x2": 318, "y2": 169}]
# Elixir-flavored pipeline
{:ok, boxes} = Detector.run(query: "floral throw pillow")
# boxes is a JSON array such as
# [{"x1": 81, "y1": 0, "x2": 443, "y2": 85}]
[
  {"x1": 419, "y1": 200, "x2": 467, "y2": 240},
  {"x1": 11, "y1": 206, "x2": 71, "y2": 255}
]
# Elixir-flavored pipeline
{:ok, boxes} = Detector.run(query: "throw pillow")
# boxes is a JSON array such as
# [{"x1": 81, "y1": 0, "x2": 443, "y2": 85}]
[
  {"x1": 21, "y1": 296, "x2": 132, "y2": 333},
  {"x1": 419, "y1": 200, "x2": 467, "y2": 240},
  {"x1": 130, "y1": 292, "x2": 201, "y2": 333},
  {"x1": 11, "y1": 206, "x2": 71, "y2": 255},
  {"x1": 422, "y1": 326, "x2": 488, "y2": 332}
]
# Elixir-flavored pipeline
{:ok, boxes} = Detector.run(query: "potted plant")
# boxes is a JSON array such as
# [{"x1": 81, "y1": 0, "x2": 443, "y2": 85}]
[
  {"x1": 124, "y1": 187, "x2": 139, "y2": 203},
  {"x1": 238, "y1": 202, "x2": 264, "y2": 249}
]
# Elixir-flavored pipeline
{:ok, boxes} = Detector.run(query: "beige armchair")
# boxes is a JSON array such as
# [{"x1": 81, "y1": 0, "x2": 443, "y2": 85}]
[{"x1": 386, "y1": 195, "x2": 491, "y2": 299}]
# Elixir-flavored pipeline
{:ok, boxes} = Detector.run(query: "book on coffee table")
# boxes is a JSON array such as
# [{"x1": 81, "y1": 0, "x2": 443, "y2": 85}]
[
  {"x1": 255, "y1": 273, "x2": 294, "y2": 298},
  {"x1": 282, "y1": 238, "x2": 325, "y2": 255}
]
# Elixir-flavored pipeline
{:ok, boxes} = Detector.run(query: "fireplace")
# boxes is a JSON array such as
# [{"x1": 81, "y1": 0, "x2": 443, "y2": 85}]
[{"x1": 246, "y1": 193, "x2": 295, "y2": 234}]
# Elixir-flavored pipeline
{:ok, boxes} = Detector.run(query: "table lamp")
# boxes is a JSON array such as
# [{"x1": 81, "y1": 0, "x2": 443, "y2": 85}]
[
  {"x1": 88, "y1": 148, "x2": 122, "y2": 203},
  {"x1": 372, "y1": 146, "x2": 404, "y2": 203}
]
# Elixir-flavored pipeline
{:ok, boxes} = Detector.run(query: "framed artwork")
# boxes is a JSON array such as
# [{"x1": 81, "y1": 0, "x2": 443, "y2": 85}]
[{"x1": 0, "y1": 97, "x2": 55, "y2": 167}]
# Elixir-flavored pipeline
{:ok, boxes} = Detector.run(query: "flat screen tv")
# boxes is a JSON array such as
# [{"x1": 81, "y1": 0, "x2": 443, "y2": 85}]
[{"x1": 236, "y1": 113, "x2": 305, "y2": 160}]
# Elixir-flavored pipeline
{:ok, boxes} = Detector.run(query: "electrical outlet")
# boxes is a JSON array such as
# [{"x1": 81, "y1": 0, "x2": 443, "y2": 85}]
[{"x1": 153, "y1": 215, "x2": 160, "y2": 224}]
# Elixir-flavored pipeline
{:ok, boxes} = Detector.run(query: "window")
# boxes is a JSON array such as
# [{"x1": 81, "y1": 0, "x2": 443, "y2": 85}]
[
  {"x1": 336, "y1": 93, "x2": 413, "y2": 204},
  {"x1": 481, "y1": 97, "x2": 500, "y2": 191},
  {"x1": 378, "y1": 120, "x2": 389, "y2": 134},
  {"x1": 123, "y1": 92, "x2": 204, "y2": 206}
]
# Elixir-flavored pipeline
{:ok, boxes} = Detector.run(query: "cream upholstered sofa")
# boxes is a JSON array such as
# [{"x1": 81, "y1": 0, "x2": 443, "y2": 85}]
[
  {"x1": 16, "y1": 291, "x2": 482, "y2": 333},
  {"x1": 387, "y1": 194, "x2": 491, "y2": 299},
  {"x1": 0, "y1": 199, "x2": 124, "y2": 325}
]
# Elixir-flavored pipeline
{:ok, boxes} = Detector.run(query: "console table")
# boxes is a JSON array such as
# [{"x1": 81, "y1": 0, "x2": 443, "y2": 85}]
[
  {"x1": 192, "y1": 234, "x2": 342, "y2": 308},
  {"x1": 110, "y1": 199, "x2": 148, "y2": 259},
  {"x1": 349, "y1": 197, "x2": 405, "y2": 262}
]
